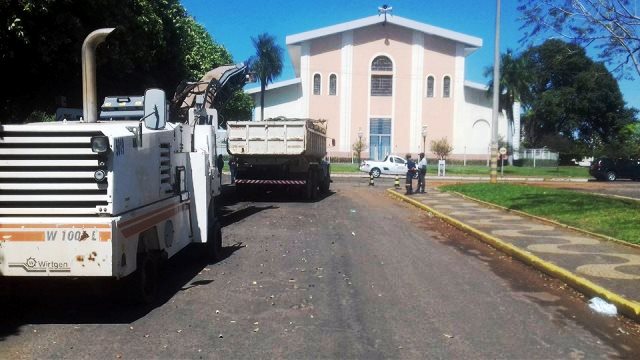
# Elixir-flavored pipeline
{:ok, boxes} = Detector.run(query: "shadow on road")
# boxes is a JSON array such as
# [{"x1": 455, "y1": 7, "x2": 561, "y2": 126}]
[{"x1": 0, "y1": 241, "x2": 244, "y2": 342}]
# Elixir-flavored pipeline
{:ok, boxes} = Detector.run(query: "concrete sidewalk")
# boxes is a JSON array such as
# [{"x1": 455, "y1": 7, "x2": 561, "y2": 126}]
[
  {"x1": 388, "y1": 187, "x2": 640, "y2": 320},
  {"x1": 331, "y1": 173, "x2": 590, "y2": 182}
]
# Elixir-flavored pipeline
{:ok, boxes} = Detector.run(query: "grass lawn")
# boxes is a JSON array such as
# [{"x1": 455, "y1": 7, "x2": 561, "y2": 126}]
[
  {"x1": 330, "y1": 163, "x2": 361, "y2": 173},
  {"x1": 329, "y1": 162, "x2": 590, "y2": 178},
  {"x1": 440, "y1": 183, "x2": 640, "y2": 245}
]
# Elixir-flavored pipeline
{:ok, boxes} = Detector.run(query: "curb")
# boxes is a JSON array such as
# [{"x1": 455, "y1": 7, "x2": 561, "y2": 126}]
[
  {"x1": 448, "y1": 191, "x2": 640, "y2": 251},
  {"x1": 386, "y1": 188, "x2": 640, "y2": 321}
]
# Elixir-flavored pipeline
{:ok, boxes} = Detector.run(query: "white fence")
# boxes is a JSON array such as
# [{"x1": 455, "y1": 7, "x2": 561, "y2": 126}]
[{"x1": 518, "y1": 148, "x2": 559, "y2": 167}]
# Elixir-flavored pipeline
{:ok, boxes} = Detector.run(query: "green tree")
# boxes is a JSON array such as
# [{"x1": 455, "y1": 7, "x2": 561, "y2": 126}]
[
  {"x1": 178, "y1": 16, "x2": 232, "y2": 80},
  {"x1": 250, "y1": 33, "x2": 283, "y2": 121},
  {"x1": 0, "y1": 0, "x2": 244, "y2": 123},
  {"x1": 521, "y1": 39, "x2": 635, "y2": 154},
  {"x1": 603, "y1": 121, "x2": 640, "y2": 158},
  {"x1": 218, "y1": 91, "x2": 254, "y2": 128},
  {"x1": 485, "y1": 50, "x2": 532, "y2": 163},
  {"x1": 518, "y1": 0, "x2": 640, "y2": 78}
]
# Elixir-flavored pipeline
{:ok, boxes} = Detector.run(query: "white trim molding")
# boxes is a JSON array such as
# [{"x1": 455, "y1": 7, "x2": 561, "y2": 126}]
[
  {"x1": 410, "y1": 30, "x2": 425, "y2": 152},
  {"x1": 339, "y1": 30, "x2": 353, "y2": 152},
  {"x1": 452, "y1": 43, "x2": 465, "y2": 153},
  {"x1": 300, "y1": 42, "x2": 311, "y2": 117}
]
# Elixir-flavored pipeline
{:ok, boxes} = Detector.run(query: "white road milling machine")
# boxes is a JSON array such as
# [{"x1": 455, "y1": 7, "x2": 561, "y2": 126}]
[{"x1": 0, "y1": 28, "x2": 249, "y2": 302}]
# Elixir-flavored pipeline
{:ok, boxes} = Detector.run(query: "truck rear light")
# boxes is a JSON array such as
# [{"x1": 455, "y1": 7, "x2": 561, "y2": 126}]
[{"x1": 91, "y1": 136, "x2": 110, "y2": 153}]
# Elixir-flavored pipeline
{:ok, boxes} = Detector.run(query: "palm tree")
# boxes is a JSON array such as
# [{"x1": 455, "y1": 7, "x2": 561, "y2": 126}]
[
  {"x1": 485, "y1": 50, "x2": 532, "y2": 163},
  {"x1": 250, "y1": 33, "x2": 283, "y2": 121}
]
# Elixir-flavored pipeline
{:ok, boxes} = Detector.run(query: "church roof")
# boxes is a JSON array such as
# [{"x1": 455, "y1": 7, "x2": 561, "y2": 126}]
[{"x1": 285, "y1": 15, "x2": 482, "y2": 76}]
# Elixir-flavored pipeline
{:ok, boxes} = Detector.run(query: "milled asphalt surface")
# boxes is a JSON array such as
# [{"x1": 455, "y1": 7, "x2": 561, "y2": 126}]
[
  {"x1": 390, "y1": 185, "x2": 640, "y2": 316},
  {"x1": 1, "y1": 181, "x2": 640, "y2": 358}
]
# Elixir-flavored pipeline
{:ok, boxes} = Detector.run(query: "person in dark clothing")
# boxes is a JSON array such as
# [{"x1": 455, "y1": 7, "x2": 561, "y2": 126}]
[
  {"x1": 405, "y1": 153, "x2": 417, "y2": 195},
  {"x1": 216, "y1": 154, "x2": 224, "y2": 183},
  {"x1": 229, "y1": 156, "x2": 238, "y2": 184}
]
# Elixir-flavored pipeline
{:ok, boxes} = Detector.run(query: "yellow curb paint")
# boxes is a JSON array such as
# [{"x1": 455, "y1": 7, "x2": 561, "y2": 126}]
[
  {"x1": 387, "y1": 188, "x2": 640, "y2": 321},
  {"x1": 450, "y1": 191, "x2": 640, "y2": 251}
]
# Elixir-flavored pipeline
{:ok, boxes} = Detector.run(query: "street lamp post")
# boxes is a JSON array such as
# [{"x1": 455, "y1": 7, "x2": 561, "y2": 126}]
[
  {"x1": 490, "y1": 0, "x2": 501, "y2": 184},
  {"x1": 421, "y1": 125, "x2": 428, "y2": 153}
]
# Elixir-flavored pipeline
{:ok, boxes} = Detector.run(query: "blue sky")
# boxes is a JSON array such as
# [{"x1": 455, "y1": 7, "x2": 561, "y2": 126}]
[{"x1": 182, "y1": 0, "x2": 639, "y2": 110}]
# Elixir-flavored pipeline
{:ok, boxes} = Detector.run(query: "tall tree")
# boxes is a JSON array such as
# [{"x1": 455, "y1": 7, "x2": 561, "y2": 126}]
[
  {"x1": 250, "y1": 33, "x2": 283, "y2": 121},
  {"x1": 518, "y1": 0, "x2": 640, "y2": 78},
  {"x1": 484, "y1": 49, "x2": 532, "y2": 161},
  {"x1": 179, "y1": 16, "x2": 232, "y2": 80},
  {"x1": 521, "y1": 39, "x2": 635, "y2": 154},
  {"x1": 0, "y1": 0, "x2": 244, "y2": 123}
]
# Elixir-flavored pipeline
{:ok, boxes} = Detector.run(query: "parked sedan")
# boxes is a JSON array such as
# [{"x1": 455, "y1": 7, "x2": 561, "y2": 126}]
[
  {"x1": 360, "y1": 154, "x2": 416, "y2": 178},
  {"x1": 589, "y1": 157, "x2": 640, "y2": 181}
]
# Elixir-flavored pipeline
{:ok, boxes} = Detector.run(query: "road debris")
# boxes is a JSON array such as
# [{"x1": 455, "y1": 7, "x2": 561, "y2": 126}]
[
  {"x1": 443, "y1": 334, "x2": 454, "y2": 339},
  {"x1": 588, "y1": 297, "x2": 617, "y2": 316}
]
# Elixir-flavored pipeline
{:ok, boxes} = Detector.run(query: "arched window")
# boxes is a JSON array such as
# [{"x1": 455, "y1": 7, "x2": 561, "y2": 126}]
[
  {"x1": 371, "y1": 55, "x2": 393, "y2": 96},
  {"x1": 443, "y1": 76, "x2": 451, "y2": 98},
  {"x1": 426, "y1": 76, "x2": 435, "y2": 98},
  {"x1": 371, "y1": 56, "x2": 393, "y2": 71},
  {"x1": 329, "y1": 74, "x2": 337, "y2": 96},
  {"x1": 313, "y1": 74, "x2": 321, "y2": 95}
]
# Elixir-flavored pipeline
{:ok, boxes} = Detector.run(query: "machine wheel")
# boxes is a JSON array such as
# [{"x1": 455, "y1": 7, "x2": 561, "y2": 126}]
[
  {"x1": 370, "y1": 168, "x2": 381, "y2": 178},
  {"x1": 128, "y1": 251, "x2": 159, "y2": 304},
  {"x1": 606, "y1": 171, "x2": 617, "y2": 181},
  {"x1": 204, "y1": 220, "x2": 223, "y2": 262}
]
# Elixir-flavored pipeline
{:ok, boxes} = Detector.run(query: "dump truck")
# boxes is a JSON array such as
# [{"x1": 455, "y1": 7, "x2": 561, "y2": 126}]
[
  {"x1": 227, "y1": 118, "x2": 332, "y2": 200},
  {"x1": 0, "y1": 28, "x2": 249, "y2": 302}
]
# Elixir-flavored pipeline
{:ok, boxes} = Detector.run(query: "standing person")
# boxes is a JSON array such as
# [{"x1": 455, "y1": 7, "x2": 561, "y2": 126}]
[
  {"x1": 417, "y1": 152, "x2": 427, "y2": 193},
  {"x1": 229, "y1": 156, "x2": 238, "y2": 184},
  {"x1": 405, "y1": 154, "x2": 417, "y2": 195},
  {"x1": 216, "y1": 154, "x2": 224, "y2": 183}
]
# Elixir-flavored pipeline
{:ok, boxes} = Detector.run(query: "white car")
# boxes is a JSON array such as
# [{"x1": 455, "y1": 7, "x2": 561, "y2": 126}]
[{"x1": 360, "y1": 154, "x2": 417, "y2": 178}]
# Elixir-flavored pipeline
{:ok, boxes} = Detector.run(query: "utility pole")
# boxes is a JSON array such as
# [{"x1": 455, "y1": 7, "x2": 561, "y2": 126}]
[{"x1": 490, "y1": 0, "x2": 501, "y2": 184}]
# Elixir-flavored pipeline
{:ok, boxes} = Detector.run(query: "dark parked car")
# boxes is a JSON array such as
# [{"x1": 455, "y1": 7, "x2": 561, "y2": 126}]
[{"x1": 589, "y1": 157, "x2": 640, "y2": 181}]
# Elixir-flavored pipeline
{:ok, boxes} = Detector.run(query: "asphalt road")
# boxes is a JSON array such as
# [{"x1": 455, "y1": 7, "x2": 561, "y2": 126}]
[{"x1": 1, "y1": 181, "x2": 639, "y2": 358}]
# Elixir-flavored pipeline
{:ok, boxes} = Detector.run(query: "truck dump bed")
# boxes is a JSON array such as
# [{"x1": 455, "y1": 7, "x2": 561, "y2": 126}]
[{"x1": 227, "y1": 118, "x2": 327, "y2": 158}]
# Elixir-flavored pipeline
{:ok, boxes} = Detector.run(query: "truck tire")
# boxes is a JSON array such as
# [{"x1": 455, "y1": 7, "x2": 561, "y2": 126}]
[
  {"x1": 320, "y1": 176, "x2": 330, "y2": 193},
  {"x1": 306, "y1": 170, "x2": 318, "y2": 201},
  {"x1": 204, "y1": 220, "x2": 223, "y2": 262},
  {"x1": 128, "y1": 251, "x2": 159, "y2": 304}
]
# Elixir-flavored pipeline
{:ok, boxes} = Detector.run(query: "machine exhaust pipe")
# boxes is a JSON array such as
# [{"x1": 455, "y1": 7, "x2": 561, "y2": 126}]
[{"x1": 82, "y1": 28, "x2": 115, "y2": 123}]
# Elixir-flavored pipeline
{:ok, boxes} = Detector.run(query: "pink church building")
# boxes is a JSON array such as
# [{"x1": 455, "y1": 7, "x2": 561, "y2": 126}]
[{"x1": 246, "y1": 13, "x2": 519, "y2": 160}]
